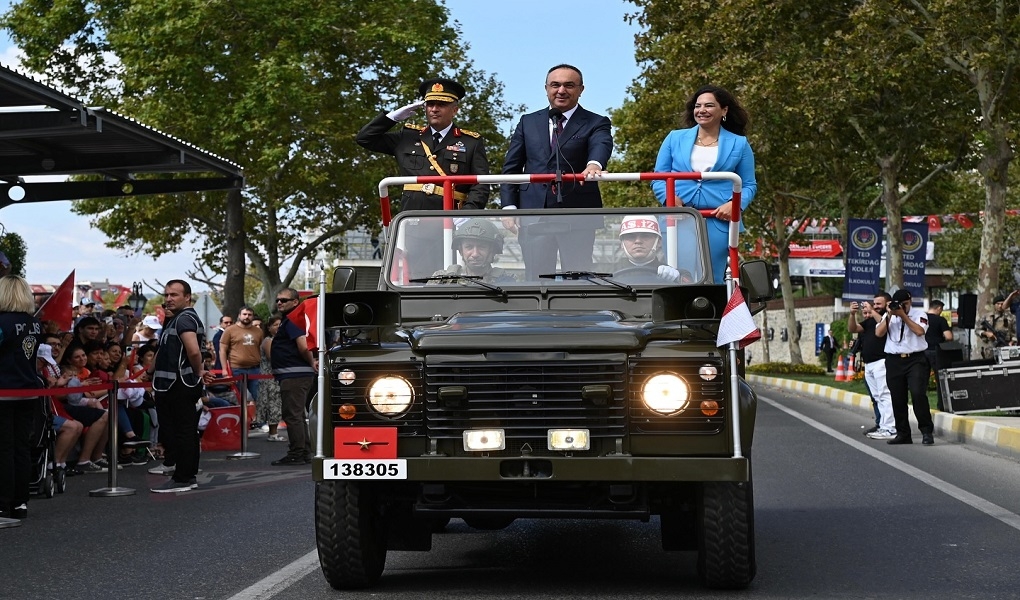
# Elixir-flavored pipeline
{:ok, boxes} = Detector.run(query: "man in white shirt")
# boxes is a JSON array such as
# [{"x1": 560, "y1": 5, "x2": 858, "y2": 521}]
[{"x1": 875, "y1": 289, "x2": 934, "y2": 445}]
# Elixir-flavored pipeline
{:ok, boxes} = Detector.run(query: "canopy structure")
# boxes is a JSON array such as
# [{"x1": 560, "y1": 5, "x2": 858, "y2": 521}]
[{"x1": 0, "y1": 63, "x2": 243, "y2": 209}]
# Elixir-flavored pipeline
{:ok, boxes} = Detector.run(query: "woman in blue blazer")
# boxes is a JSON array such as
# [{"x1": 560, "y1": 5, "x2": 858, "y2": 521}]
[{"x1": 651, "y1": 85, "x2": 757, "y2": 283}]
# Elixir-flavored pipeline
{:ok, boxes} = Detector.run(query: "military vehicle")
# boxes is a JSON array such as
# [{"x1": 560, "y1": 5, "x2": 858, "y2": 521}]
[{"x1": 311, "y1": 172, "x2": 773, "y2": 590}]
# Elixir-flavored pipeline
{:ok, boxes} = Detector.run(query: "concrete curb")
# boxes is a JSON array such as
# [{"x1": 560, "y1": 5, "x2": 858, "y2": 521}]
[{"x1": 747, "y1": 374, "x2": 1020, "y2": 460}]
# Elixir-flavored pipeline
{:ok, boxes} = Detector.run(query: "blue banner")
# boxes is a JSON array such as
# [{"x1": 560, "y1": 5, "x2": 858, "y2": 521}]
[
  {"x1": 900, "y1": 221, "x2": 929, "y2": 298},
  {"x1": 842, "y1": 218, "x2": 883, "y2": 302}
]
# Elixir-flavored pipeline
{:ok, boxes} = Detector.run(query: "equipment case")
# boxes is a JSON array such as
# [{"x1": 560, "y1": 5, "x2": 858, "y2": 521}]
[{"x1": 938, "y1": 363, "x2": 1020, "y2": 414}]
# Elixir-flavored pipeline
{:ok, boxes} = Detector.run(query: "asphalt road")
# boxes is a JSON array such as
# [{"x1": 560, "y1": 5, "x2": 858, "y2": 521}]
[{"x1": 4, "y1": 384, "x2": 1020, "y2": 599}]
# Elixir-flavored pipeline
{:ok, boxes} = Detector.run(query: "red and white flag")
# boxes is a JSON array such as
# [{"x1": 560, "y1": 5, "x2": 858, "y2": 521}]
[
  {"x1": 286, "y1": 296, "x2": 319, "y2": 351},
  {"x1": 35, "y1": 270, "x2": 75, "y2": 330},
  {"x1": 716, "y1": 286, "x2": 762, "y2": 349}
]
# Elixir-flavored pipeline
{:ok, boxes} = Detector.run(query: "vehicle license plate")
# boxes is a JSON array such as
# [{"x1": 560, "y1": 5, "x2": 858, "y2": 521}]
[{"x1": 323, "y1": 459, "x2": 407, "y2": 480}]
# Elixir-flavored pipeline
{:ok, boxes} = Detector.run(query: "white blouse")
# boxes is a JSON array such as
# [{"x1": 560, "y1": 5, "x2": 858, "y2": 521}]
[{"x1": 690, "y1": 145, "x2": 718, "y2": 172}]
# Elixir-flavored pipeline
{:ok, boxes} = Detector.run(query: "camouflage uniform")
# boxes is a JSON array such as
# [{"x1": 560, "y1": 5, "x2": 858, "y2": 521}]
[
  {"x1": 978, "y1": 309, "x2": 1017, "y2": 359},
  {"x1": 430, "y1": 264, "x2": 517, "y2": 284}
]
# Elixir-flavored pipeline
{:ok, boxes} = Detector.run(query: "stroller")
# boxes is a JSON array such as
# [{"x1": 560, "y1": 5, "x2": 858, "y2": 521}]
[{"x1": 28, "y1": 397, "x2": 66, "y2": 498}]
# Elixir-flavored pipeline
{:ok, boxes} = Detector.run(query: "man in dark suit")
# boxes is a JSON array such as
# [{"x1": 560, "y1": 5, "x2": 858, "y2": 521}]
[
  {"x1": 357, "y1": 78, "x2": 490, "y2": 278},
  {"x1": 500, "y1": 64, "x2": 613, "y2": 279},
  {"x1": 820, "y1": 328, "x2": 836, "y2": 372}
]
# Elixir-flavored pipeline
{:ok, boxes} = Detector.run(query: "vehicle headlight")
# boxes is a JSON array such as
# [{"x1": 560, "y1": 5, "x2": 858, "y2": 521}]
[
  {"x1": 367, "y1": 376, "x2": 414, "y2": 416},
  {"x1": 641, "y1": 373, "x2": 689, "y2": 415}
]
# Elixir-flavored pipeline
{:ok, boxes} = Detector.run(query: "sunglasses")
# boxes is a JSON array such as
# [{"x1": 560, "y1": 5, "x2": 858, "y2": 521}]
[{"x1": 275, "y1": 297, "x2": 296, "y2": 303}]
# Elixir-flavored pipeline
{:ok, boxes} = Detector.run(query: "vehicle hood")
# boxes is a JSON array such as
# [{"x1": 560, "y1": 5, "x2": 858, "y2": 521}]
[{"x1": 405, "y1": 310, "x2": 652, "y2": 351}]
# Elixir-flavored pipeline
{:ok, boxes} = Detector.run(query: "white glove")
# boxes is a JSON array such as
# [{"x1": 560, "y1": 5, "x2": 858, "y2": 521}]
[
  {"x1": 657, "y1": 265, "x2": 681, "y2": 282},
  {"x1": 386, "y1": 99, "x2": 425, "y2": 121}
]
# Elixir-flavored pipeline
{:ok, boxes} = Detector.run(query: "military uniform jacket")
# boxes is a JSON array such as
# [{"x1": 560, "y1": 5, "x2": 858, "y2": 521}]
[
  {"x1": 430, "y1": 264, "x2": 517, "y2": 284},
  {"x1": 356, "y1": 113, "x2": 490, "y2": 210}
]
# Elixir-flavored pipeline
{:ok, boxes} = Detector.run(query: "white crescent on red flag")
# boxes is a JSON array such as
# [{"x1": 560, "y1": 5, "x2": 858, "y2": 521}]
[
  {"x1": 286, "y1": 297, "x2": 319, "y2": 351},
  {"x1": 716, "y1": 286, "x2": 762, "y2": 349}
]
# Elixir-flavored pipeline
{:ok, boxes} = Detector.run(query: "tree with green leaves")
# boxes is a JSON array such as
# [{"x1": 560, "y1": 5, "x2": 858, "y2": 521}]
[
  {"x1": 853, "y1": 0, "x2": 1020, "y2": 317},
  {"x1": 3, "y1": 0, "x2": 518, "y2": 314}
]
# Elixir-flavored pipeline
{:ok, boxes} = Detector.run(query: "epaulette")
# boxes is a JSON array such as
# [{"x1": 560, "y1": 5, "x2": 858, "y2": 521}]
[
  {"x1": 458, "y1": 128, "x2": 481, "y2": 138},
  {"x1": 404, "y1": 123, "x2": 424, "y2": 131}
]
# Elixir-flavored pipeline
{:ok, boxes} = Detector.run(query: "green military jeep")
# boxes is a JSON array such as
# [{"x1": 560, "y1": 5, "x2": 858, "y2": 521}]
[{"x1": 312, "y1": 176, "x2": 773, "y2": 591}]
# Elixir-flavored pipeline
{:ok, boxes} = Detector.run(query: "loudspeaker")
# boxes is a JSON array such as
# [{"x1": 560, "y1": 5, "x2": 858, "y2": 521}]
[{"x1": 958, "y1": 293, "x2": 977, "y2": 329}]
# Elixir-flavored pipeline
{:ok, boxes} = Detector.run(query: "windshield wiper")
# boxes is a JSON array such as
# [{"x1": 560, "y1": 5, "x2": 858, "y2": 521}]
[
  {"x1": 538, "y1": 271, "x2": 635, "y2": 296},
  {"x1": 409, "y1": 274, "x2": 508, "y2": 299}
]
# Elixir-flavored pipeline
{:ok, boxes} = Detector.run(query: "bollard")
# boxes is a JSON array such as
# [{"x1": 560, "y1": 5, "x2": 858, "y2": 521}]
[
  {"x1": 90, "y1": 379, "x2": 136, "y2": 497},
  {"x1": 227, "y1": 372, "x2": 259, "y2": 460}
]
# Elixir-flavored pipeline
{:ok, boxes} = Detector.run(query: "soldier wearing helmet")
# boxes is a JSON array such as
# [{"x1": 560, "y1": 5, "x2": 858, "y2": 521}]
[
  {"x1": 614, "y1": 215, "x2": 689, "y2": 283},
  {"x1": 431, "y1": 219, "x2": 518, "y2": 284}
]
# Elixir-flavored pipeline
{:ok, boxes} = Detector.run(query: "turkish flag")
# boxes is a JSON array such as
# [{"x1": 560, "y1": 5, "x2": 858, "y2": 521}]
[
  {"x1": 927, "y1": 215, "x2": 942, "y2": 233},
  {"x1": 35, "y1": 270, "x2": 75, "y2": 330},
  {"x1": 955, "y1": 213, "x2": 974, "y2": 229},
  {"x1": 200, "y1": 405, "x2": 254, "y2": 451},
  {"x1": 334, "y1": 427, "x2": 398, "y2": 459},
  {"x1": 286, "y1": 296, "x2": 319, "y2": 351},
  {"x1": 716, "y1": 286, "x2": 762, "y2": 349}
]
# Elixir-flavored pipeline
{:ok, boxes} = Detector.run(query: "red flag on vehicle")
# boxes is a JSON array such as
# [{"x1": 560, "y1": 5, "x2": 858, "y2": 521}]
[
  {"x1": 285, "y1": 296, "x2": 319, "y2": 351},
  {"x1": 716, "y1": 286, "x2": 762, "y2": 349},
  {"x1": 35, "y1": 270, "x2": 75, "y2": 331}
]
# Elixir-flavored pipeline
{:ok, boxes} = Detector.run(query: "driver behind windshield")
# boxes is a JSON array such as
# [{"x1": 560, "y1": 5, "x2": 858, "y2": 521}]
[
  {"x1": 431, "y1": 218, "x2": 518, "y2": 284},
  {"x1": 614, "y1": 215, "x2": 687, "y2": 282}
]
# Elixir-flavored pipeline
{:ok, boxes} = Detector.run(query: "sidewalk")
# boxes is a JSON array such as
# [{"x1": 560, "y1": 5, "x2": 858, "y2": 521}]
[{"x1": 748, "y1": 374, "x2": 1020, "y2": 461}]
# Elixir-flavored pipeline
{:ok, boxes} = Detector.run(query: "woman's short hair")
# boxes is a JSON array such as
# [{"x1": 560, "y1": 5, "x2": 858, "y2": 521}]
[{"x1": 0, "y1": 275, "x2": 36, "y2": 314}]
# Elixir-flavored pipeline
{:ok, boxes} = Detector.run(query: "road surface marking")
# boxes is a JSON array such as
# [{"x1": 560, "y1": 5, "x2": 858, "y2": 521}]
[
  {"x1": 225, "y1": 548, "x2": 318, "y2": 600},
  {"x1": 761, "y1": 395, "x2": 1020, "y2": 533}
]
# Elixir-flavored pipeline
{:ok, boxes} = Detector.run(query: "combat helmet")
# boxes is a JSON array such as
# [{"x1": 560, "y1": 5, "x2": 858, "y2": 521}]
[{"x1": 452, "y1": 218, "x2": 503, "y2": 254}]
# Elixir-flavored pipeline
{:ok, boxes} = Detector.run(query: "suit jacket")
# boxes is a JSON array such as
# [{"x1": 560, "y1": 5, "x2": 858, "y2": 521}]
[
  {"x1": 500, "y1": 105, "x2": 613, "y2": 210},
  {"x1": 356, "y1": 113, "x2": 490, "y2": 210},
  {"x1": 650, "y1": 126, "x2": 757, "y2": 235}
]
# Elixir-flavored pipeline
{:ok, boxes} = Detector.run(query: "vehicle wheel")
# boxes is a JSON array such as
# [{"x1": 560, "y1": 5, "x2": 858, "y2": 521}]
[
  {"x1": 55, "y1": 468, "x2": 66, "y2": 494},
  {"x1": 697, "y1": 480, "x2": 756, "y2": 589},
  {"x1": 42, "y1": 472, "x2": 54, "y2": 499},
  {"x1": 315, "y1": 481, "x2": 387, "y2": 590},
  {"x1": 462, "y1": 516, "x2": 515, "y2": 531}
]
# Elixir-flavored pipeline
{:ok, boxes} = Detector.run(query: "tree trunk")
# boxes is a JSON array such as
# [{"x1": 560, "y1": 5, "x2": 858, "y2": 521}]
[
  {"x1": 975, "y1": 123, "x2": 1013, "y2": 316},
  {"x1": 760, "y1": 307, "x2": 771, "y2": 364},
  {"x1": 879, "y1": 156, "x2": 903, "y2": 291},
  {"x1": 778, "y1": 253, "x2": 803, "y2": 364},
  {"x1": 224, "y1": 188, "x2": 245, "y2": 318}
]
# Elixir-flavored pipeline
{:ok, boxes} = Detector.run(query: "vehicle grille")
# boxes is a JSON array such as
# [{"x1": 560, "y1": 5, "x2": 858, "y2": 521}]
[
  {"x1": 424, "y1": 360, "x2": 627, "y2": 441},
  {"x1": 629, "y1": 359, "x2": 726, "y2": 434}
]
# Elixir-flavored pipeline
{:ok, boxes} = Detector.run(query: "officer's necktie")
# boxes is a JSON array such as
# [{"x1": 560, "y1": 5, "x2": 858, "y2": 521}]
[{"x1": 433, "y1": 132, "x2": 442, "y2": 148}]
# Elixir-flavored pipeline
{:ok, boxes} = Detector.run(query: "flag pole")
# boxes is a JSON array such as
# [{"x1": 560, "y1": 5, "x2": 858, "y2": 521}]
[
  {"x1": 315, "y1": 259, "x2": 327, "y2": 460},
  {"x1": 726, "y1": 266, "x2": 744, "y2": 460}
]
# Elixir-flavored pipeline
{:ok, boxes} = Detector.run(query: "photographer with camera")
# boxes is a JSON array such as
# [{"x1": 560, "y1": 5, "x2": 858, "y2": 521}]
[
  {"x1": 848, "y1": 294, "x2": 896, "y2": 440},
  {"x1": 875, "y1": 289, "x2": 934, "y2": 445}
]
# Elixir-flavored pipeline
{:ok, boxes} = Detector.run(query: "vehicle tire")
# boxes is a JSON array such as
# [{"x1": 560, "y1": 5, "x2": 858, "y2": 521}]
[
  {"x1": 697, "y1": 480, "x2": 756, "y2": 589},
  {"x1": 315, "y1": 481, "x2": 387, "y2": 590},
  {"x1": 462, "y1": 516, "x2": 515, "y2": 531},
  {"x1": 55, "y1": 468, "x2": 66, "y2": 494}
]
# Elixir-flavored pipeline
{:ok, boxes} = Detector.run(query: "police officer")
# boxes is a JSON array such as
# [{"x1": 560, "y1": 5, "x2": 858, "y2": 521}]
[
  {"x1": 356, "y1": 78, "x2": 490, "y2": 212},
  {"x1": 431, "y1": 218, "x2": 517, "y2": 284}
]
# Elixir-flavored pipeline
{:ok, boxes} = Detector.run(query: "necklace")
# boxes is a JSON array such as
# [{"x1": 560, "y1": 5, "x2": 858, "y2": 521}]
[{"x1": 696, "y1": 135, "x2": 718, "y2": 147}]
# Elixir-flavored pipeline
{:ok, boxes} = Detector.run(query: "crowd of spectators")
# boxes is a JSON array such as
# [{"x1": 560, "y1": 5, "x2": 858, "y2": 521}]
[{"x1": 34, "y1": 299, "x2": 287, "y2": 480}]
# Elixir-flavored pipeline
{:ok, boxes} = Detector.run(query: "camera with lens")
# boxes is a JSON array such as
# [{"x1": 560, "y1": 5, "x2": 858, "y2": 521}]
[{"x1": 887, "y1": 300, "x2": 902, "y2": 311}]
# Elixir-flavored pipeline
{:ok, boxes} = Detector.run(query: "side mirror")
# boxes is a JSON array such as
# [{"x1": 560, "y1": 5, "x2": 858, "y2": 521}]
[
  {"x1": 332, "y1": 267, "x2": 356, "y2": 292},
  {"x1": 739, "y1": 260, "x2": 776, "y2": 303}
]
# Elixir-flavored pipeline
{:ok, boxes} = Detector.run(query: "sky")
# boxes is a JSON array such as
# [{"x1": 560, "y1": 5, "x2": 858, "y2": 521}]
[{"x1": 0, "y1": 0, "x2": 642, "y2": 290}]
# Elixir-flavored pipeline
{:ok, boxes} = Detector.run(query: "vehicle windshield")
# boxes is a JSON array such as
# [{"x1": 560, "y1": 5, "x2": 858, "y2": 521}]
[{"x1": 385, "y1": 207, "x2": 710, "y2": 289}]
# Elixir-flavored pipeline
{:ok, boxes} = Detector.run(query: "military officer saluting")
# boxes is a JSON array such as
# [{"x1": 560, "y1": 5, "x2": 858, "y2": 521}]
[{"x1": 357, "y1": 78, "x2": 491, "y2": 211}]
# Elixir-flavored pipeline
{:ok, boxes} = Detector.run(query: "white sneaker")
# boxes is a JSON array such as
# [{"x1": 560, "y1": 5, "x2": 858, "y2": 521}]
[
  {"x1": 147, "y1": 463, "x2": 176, "y2": 475},
  {"x1": 867, "y1": 429, "x2": 897, "y2": 440}
]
